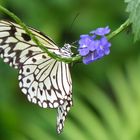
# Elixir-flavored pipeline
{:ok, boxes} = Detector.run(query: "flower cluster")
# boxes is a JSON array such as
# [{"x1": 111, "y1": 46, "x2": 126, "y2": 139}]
[{"x1": 78, "y1": 26, "x2": 111, "y2": 64}]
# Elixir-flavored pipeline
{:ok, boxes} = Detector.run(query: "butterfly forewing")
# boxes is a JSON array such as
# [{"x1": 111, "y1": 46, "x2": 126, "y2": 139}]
[{"x1": 0, "y1": 20, "x2": 72, "y2": 133}]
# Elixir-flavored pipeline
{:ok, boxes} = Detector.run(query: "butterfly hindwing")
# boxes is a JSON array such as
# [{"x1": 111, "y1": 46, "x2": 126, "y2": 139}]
[
  {"x1": 57, "y1": 96, "x2": 72, "y2": 134},
  {"x1": 0, "y1": 20, "x2": 72, "y2": 133},
  {"x1": 19, "y1": 52, "x2": 71, "y2": 108}
]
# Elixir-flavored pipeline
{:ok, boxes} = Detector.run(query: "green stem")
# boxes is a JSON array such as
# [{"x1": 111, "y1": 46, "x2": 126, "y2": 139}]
[
  {"x1": 0, "y1": 5, "x2": 131, "y2": 63},
  {"x1": 0, "y1": 5, "x2": 81, "y2": 63},
  {"x1": 107, "y1": 19, "x2": 131, "y2": 40}
]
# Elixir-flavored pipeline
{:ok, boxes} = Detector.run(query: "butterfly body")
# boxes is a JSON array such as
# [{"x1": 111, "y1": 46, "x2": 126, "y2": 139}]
[{"x1": 0, "y1": 20, "x2": 72, "y2": 134}]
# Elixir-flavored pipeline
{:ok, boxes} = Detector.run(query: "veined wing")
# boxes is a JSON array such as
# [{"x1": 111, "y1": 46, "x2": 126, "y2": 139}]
[
  {"x1": 0, "y1": 20, "x2": 73, "y2": 133},
  {"x1": 0, "y1": 20, "x2": 59, "y2": 69}
]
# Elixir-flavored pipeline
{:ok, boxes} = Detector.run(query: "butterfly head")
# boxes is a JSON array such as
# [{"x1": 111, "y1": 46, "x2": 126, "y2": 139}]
[{"x1": 60, "y1": 43, "x2": 73, "y2": 57}]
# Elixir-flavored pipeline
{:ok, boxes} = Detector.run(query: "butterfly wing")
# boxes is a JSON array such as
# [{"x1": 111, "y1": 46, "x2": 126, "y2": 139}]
[
  {"x1": 0, "y1": 20, "x2": 72, "y2": 133},
  {"x1": 57, "y1": 96, "x2": 72, "y2": 134},
  {"x1": 0, "y1": 20, "x2": 59, "y2": 68},
  {"x1": 19, "y1": 53, "x2": 72, "y2": 108}
]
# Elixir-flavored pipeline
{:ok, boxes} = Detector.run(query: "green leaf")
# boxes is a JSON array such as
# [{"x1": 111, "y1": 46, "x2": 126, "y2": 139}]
[{"x1": 125, "y1": 0, "x2": 140, "y2": 41}]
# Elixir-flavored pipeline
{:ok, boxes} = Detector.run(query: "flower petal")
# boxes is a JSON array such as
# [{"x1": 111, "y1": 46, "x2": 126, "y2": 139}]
[
  {"x1": 88, "y1": 40, "x2": 100, "y2": 51},
  {"x1": 104, "y1": 47, "x2": 110, "y2": 55},
  {"x1": 79, "y1": 35, "x2": 92, "y2": 46},
  {"x1": 83, "y1": 51, "x2": 100, "y2": 64},
  {"x1": 83, "y1": 52, "x2": 95, "y2": 64},
  {"x1": 90, "y1": 26, "x2": 110, "y2": 36},
  {"x1": 78, "y1": 47, "x2": 89, "y2": 56},
  {"x1": 78, "y1": 26, "x2": 111, "y2": 64}
]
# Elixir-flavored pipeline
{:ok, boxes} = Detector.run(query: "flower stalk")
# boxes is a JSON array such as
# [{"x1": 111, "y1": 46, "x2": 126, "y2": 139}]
[
  {"x1": 107, "y1": 19, "x2": 131, "y2": 40},
  {"x1": 0, "y1": 4, "x2": 131, "y2": 63}
]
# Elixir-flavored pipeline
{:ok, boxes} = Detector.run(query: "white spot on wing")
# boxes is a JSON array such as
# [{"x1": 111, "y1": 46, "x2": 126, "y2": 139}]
[
  {"x1": 21, "y1": 88, "x2": 27, "y2": 94},
  {"x1": 54, "y1": 102, "x2": 59, "y2": 108},
  {"x1": 47, "y1": 90, "x2": 57, "y2": 104},
  {"x1": 27, "y1": 94, "x2": 31, "y2": 102},
  {"x1": 44, "y1": 77, "x2": 51, "y2": 90},
  {"x1": 49, "y1": 103, "x2": 53, "y2": 108},
  {"x1": 32, "y1": 97, "x2": 37, "y2": 104},
  {"x1": 13, "y1": 42, "x2": 30, "y2": 51},
  {"x1": 4, "y1": 58, "x2": 9, "y2": 63},
  {"x1": 0, "y1": 26, "x2": 11, "y2": 30},
  {"x1": 6, "y1": 37, "x2": 17, "y2": 43},
  {"x1": 35, "y1": 68, "x2": 39, "y2": 75},
  {"x1": 19, "y1": 81, "x2": 22, "y2": 87},
  {"x1": 38, "y1": 101, "x2": 42, "y2": 107},
  {"x1": 43, "y1": 102, "x2": 47, "y2": 108},
  {"x1": 0, "y1": 32, "x2": 9, "y2": 37}
]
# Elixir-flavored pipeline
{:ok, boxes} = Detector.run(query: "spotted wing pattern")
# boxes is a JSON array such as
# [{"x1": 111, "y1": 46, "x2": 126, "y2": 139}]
[
  {"x1": 57, "y1": 96, "x2": 72, "y2": 134},
  {"x1": 0, "y1": 20, "x2": 72, "y2": 133}
]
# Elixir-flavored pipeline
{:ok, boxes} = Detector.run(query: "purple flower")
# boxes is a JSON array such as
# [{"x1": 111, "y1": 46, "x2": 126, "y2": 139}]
[
  {"x1": 90, "y1": 26, "x2": 110, "y2": 36},
  {"x1": 78, "y1": 34, "x2": 92, "y2": 56},
  {"x1": 78, "y1": 26, "x2": 111, "y2": 64},
  {"x1": 88, "y1": 40, "x2": 100, "y2": 51},
  {"x1": 83, "y1": 51, "x2": 99, "y2": 64}
]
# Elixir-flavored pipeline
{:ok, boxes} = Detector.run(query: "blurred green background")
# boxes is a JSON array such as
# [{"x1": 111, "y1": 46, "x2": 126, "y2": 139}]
[{"x1": 0, "y1": 0, "x2": 140, "y2": 140}]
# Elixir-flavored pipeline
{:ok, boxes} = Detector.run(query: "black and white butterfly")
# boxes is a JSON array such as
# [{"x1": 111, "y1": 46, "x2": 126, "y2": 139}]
[{"x1": 0, "y1": 20, "x2": 73, "y2": 134}]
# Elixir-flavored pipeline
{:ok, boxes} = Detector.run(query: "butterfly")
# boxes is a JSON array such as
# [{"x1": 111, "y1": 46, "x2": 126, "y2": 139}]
[{"x1": 0, "y1": 20, "x2": 73, "y2": 134}]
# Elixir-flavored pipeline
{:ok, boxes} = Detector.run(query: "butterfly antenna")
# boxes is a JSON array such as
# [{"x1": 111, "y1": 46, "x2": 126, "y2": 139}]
[
  {"x1": 63, "y1": 13, "x2": 80, "y2": 50},
  {"x1": 69, "y1": 13, "x2": 80, "y2": 34},
  {"x1": 66, "y1": 13, "x2": 80, "y2": 49}
]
